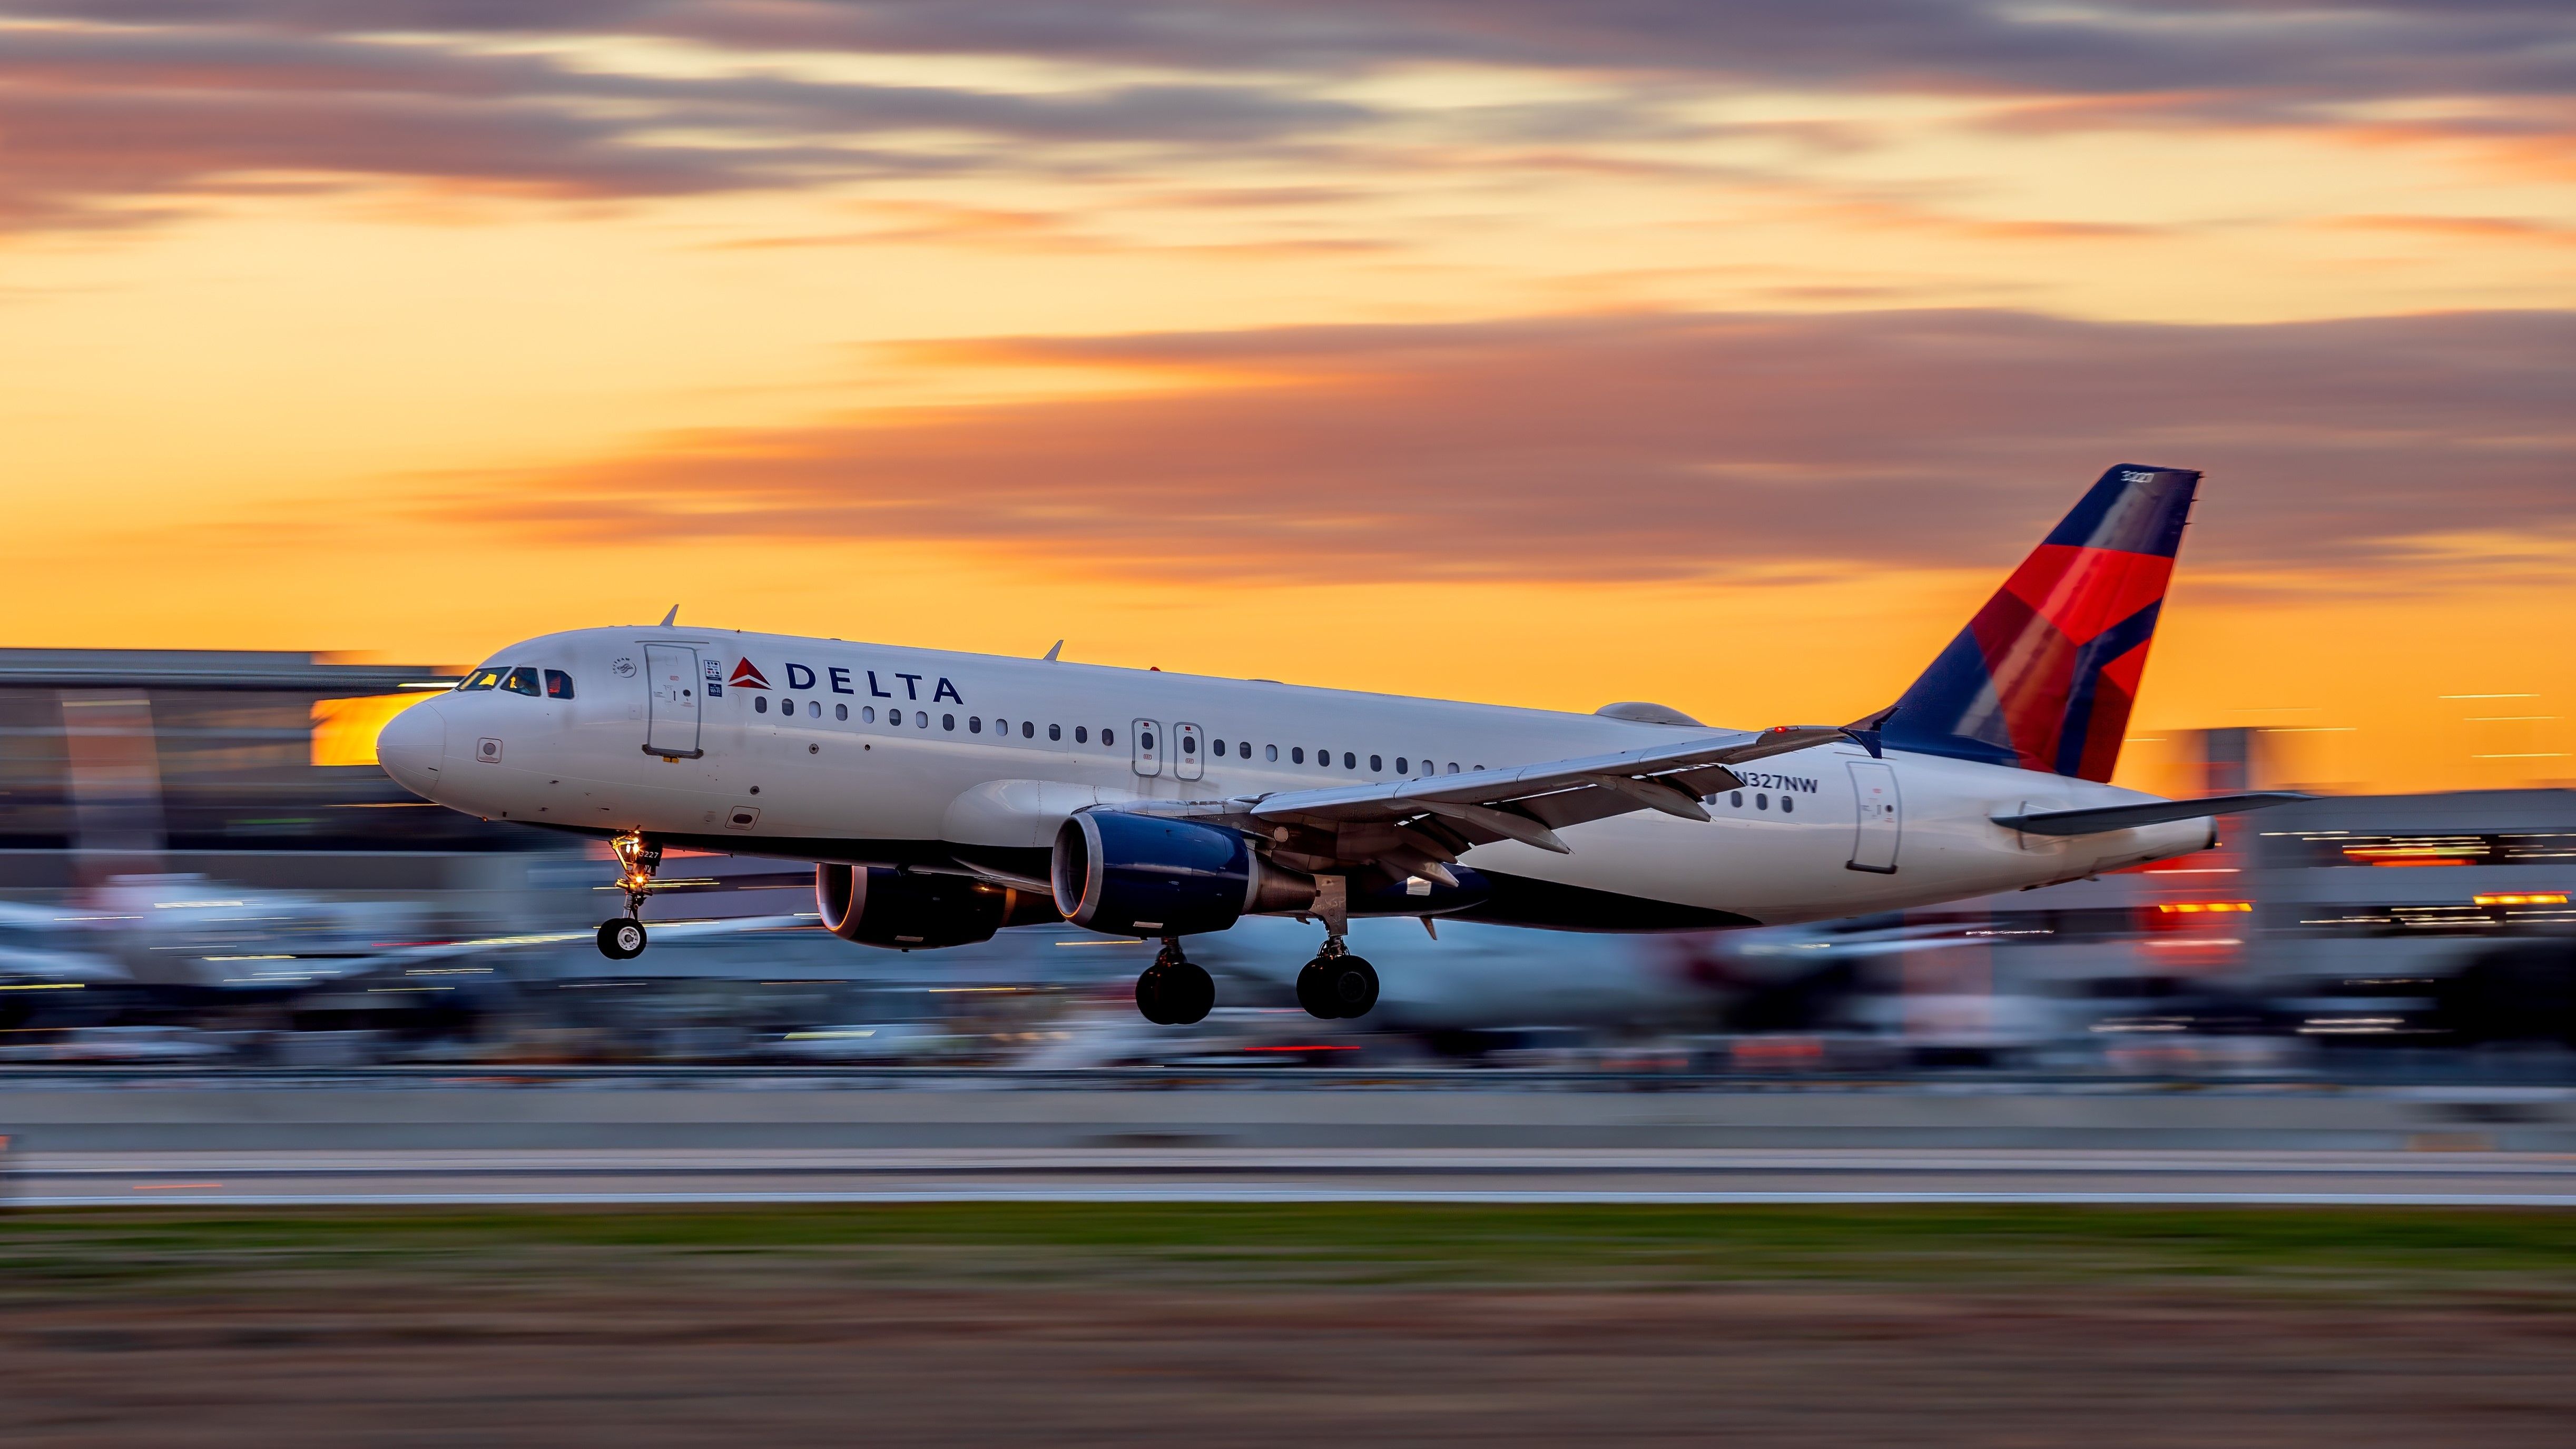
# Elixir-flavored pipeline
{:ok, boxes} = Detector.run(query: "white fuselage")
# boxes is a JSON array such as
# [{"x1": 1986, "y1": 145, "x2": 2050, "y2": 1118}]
[{"x1": 378, "y1": 627, "x2": 2209, "y2": 930}]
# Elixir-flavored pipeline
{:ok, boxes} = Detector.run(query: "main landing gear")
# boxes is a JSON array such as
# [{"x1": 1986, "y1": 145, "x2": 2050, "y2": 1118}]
[
  {"x1": 1135, "y1": 937, "x2": 1215, "y2": 1026},
  {"x1": 1296, "y1": 937, "x2": 1378, "y2": 1020},
  {"x1": 596, "y1": 833, "x2": 661, "y2": 961}
]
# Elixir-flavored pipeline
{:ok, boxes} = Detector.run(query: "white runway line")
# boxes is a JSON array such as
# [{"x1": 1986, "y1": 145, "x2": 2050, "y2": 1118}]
[{"x1": 15, "y1": 1189, "x2": 2576, "y2": 1207}]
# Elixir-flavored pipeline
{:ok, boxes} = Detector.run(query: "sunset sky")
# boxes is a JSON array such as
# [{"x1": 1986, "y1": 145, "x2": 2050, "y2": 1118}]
[{"x1": 4, "y1": 2, "x2": 2571, "y2": 793}]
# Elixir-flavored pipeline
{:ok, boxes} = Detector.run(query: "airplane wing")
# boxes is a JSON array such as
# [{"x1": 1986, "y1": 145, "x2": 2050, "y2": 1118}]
[
  {"x1": 1134, "y1": 725, "x2": 1860, "y2": 884},
  {"x1": 1990, "y1": 791, "x2": 2309, "y2": 837}
]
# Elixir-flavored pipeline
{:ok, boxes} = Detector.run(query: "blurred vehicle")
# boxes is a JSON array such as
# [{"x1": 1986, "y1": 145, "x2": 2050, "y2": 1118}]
[
  {"x1": 767, "y1": 1021, "x2": 963, "y2": 1062},
  {"x1": 46, "y1": 1024, "x2": 230, "y2": 1062}
]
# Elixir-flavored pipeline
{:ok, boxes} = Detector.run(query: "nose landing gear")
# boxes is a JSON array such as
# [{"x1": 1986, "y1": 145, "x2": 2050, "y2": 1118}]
[
  {"x1": 1296, "y1": 935, "x2": 1378, "y2": 1020},
  {"x1": 597, "y1": 833, "x2": 661, "y2": 960},
  {"x1": 1134, "y1": 937, "x2": 1215, "y2": 1025}
]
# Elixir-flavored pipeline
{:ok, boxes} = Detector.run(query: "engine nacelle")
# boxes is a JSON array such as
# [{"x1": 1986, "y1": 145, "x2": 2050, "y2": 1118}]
[
  {"x1": 814, "y1": 864, "x2": 1055, "y2": 950},
  {"x1": 1053, "y1": 811, "x2": 1313, "y2": 937}
]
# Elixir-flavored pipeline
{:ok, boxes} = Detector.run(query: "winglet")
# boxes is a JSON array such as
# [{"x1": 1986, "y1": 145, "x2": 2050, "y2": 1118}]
[
  {"x1": 1041, "y1": 639, "x2": 1063, "y2": 662},
  {"x1": 658, "y1": 606, "x2": 679, "y2": 627}
]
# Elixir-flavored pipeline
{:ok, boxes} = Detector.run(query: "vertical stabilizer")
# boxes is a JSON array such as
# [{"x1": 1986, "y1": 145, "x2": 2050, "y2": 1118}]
[{"x1": 1871, "y1": 465, "x2": 2199, "y2": 782}]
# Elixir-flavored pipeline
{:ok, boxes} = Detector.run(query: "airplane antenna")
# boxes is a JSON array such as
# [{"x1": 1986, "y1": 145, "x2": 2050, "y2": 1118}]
[
  {"x1": 1041, "y1": 639, "x2": 1063, "y2": 662},
  {"x1": 659, "y1": 605, "x2": 679, "y2": 627}
]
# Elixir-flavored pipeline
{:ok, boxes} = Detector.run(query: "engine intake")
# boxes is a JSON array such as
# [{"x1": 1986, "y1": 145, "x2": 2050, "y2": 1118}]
[
  {"x1": 814, "y1": 864, "x2": 1055, "y2": 950},
  {"x1": 1053, "y1": 811, "x2": 1313, "y2": 936}
]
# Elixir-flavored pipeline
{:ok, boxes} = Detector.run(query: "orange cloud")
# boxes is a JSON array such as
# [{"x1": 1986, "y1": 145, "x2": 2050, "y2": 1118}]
[{"x1": 409, "y1": 308, "x2": 2576, "y2": 587}]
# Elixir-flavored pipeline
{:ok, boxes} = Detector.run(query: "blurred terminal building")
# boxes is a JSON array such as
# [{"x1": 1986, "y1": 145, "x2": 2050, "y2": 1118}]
[
  {"x1": 0, "y1": 649, "x2": 584, "y2": 928},
  {"x1": 0, "y1": 650, "x2": 2569, "y2": 1006}
]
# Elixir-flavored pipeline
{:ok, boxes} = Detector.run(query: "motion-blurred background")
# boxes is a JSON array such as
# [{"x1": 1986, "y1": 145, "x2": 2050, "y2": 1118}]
[{"x1": 2, "y1": 646, "x2": 2568, "y2": 1078}]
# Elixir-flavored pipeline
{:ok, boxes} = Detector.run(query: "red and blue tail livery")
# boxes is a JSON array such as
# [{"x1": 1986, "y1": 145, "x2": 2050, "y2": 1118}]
[{"x1": 1872, "y1": 465, "x2": 2200, "y2": 782}]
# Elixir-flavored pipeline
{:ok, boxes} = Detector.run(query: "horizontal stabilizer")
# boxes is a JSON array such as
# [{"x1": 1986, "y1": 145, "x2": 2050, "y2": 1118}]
[{"x1": 1992, "y1": 791, "x2": 2309, "y2": 837}]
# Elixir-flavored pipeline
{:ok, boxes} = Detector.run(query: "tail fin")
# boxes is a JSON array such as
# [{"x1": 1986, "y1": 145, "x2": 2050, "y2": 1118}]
[{"x1": 1868, "y1": 465, "x2": 2199, "y2": 782}]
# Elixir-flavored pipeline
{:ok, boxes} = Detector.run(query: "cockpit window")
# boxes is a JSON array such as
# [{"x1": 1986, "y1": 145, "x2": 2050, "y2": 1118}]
[
  {"x1": 502, "y1": 667, "x2": 542, "y2": 697},
  {"x1": 543, "y1": 669, "x2": 575, "y2": 699},
  {"x1": 459, "y1": 668, "x2": 503, "y2": 692}
]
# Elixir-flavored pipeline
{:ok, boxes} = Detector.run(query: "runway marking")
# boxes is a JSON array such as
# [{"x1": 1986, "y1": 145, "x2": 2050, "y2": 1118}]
[{"x1": 15, "y1": 1189, "x2": 2576, "y2": 1208}]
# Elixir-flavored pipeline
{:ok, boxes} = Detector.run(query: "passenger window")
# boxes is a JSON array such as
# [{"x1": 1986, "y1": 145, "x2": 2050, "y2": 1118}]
[
  {"x1": 1342, "y1": 751, "x2": 1355, "y2": 770},
  {"x1": 1024, "y1": 721, "x2": 1036, "y2": 738},
  {"x1": 1102, "y1": 728, "x2": 1115, "y2": 747},
  {"x1": 1266, "y1": 745, "x2": 1278, "y2": 762},
  {"x1": 1731, "y1": 791, "x2": 1743, "y2": 808},
  {"x1": 755, "y1": 696, "x2": 770, "y2": 715},
  {"x1": 1210, "y1": 737, "x2": 1223, "y2": 755},
  {"x1": 969, "y1": 716, "x2": 982, "y2": 733},
  {"x1": 1050, "y1": 724, "x2": 1061, "y2": 741},
  {"x1": 502, "y1": 667, "x2": 542, "y2": 697},
  {"x1": 943, "y1": 714, "x2": 956, "y2": 731},
  {"x1": 1240, "y1": 741, "x2": 1252, "y2": 759},
  {"x1": 1074, "y1": 726, "x2": 1086, "y2": 743},
  {"x1": 1781, "y1": 796, "x2": 1794, "y2": 814},
  {"x1": 1142, "y1": 731, "x2": 1156, "y2": 752},
  {"x1": 915, "y1": 711, "x2": 928, "y2": 727},
  {"x1": 809, "y1": 701, "x2": 820, "y2": 718},
  {"x1": 782, "y1": 697, "x2": 795, "y2": 714},
  {"x1": 1395, "y1": 757, "x2": 1408, "y2": 774},
  {"x1": 544, "y1": 669, "x2": 575, "y2": 699},
  {"x1": 1756, "y1": 793, "x2": 1769, "y2": 810},
  {"x1": 1370, "y1": 754, "x2": 1382, "y2": 772},
  {"x1": 1291, "y1": 747, "x2": 1304, "y2": 764},
  {"x1": 1316, "y1": 747, "x2": 1329, "y2": 766},
  {"x1": 1447, "y1": 762, "x2": 1459, "y2": 774},
  {"x1": 835, "y1": 703, "x2": 848, "y2": 721},
  {"x1": 459, "y1": 669, "x2": 502, "y2": 692}
]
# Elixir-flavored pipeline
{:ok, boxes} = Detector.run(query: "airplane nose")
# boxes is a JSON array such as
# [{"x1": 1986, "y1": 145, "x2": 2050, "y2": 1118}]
[{"x1": 376, "y1": 699, "x2": 448, "y2": 797}]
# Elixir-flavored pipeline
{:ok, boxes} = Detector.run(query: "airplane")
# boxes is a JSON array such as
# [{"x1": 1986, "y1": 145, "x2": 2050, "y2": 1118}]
[{"x1": 378, "y1": 464, "x2": 2303, "y2": 1026}]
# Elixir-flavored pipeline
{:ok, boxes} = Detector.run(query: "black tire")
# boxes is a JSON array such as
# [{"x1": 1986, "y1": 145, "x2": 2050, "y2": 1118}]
[
  {"x1": 1165, "y1": 962, "x2": 1215, "y2": 1025},
  {"x1": 1134, "y1": 964, "x2": 1175, "y2": 1024},
  {"x1": 596, "y1": 918, "x2": 646, "y2": 960},
  {"x1": 1296, "y1": 959, "x2": 1339, "y2": 1019},
  {"x1": 1328, "y1": 955, "x2": 1379, "y2": 1019}
]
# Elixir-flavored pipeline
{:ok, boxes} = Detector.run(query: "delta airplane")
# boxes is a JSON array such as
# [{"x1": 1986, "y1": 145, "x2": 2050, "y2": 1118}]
[{"x1": 378, "y1": 465, "x2": 2300, "y2": 1025}]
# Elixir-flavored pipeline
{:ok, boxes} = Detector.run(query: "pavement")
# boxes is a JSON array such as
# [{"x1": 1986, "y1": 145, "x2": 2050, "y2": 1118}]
[{"x1": 12, "y1": 1147, "x2": 2576, "y2": 1206}]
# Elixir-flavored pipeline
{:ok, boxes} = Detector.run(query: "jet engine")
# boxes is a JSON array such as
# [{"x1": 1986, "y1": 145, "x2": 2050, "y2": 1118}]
[
  {"x1": 1053, "y1": 811, "x2": 1314, "y2": 937},
  {"x1": 814, "y1": 864, "x2": 1056, "y2": 950}
]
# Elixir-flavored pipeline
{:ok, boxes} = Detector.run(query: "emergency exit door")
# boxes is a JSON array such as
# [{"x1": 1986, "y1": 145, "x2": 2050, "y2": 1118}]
[
  {"x1": 1131, "y1": 718, "x2": 1162, "y2": 777},
  {"x1": 1845, "y1": 760, "x2": 1900, "y2": 873},
  {"x1": 643, "y1": 644, "x2": 703, "y2": 758}
]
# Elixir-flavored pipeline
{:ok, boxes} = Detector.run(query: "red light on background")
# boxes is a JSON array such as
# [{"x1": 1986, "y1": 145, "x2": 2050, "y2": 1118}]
[
  {"x1": 2155, "y1": 901, "x2": 2251, "y2": 914},
  {"x1": 2474, "y1": 892, "x2": 2568, "y2": 906}
]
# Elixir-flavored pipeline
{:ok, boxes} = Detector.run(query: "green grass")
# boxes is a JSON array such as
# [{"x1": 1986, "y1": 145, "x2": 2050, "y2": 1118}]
[{"x1": 5, "y1": 1204, "x2": 2575, "y2": 1299}]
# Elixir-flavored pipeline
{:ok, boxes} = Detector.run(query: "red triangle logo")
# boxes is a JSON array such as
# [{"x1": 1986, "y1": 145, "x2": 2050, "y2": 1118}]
[{"x1": 728, "y1": 659, "x2": 771, "y2": 688}]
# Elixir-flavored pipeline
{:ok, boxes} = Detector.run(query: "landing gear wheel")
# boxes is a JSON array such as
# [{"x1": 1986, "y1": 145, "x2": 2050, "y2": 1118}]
[
  {"x1": 1297, "y1": 954, "x2": 1378, "y2": 1019},
  {"x1": 597, "y1": 917, "x2": 647, "y2": 960},
  {"x1": 1135, "y1": 964, "x2": 1174, "y2": 1024},
  {"x1": 1135, "y1": 941, "x2": 1215, "y2": 1025}
]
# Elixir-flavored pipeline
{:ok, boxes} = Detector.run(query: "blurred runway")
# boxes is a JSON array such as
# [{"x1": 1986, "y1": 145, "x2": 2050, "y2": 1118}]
[{"x1": 12, "y1": 1148, "x2": 2576, "y2": 1206}]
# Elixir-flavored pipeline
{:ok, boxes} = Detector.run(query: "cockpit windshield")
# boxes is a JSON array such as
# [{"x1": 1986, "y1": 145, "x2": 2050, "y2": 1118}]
[
  {"x1": 458, "y1": 668, "x2": 503, "y2": 692},
  {"x1": 502, "y1": 667, "x2": 542, "y2": 696},
  {"x1": 544, "y1": 669, "x2": 575, "y2": 699}
]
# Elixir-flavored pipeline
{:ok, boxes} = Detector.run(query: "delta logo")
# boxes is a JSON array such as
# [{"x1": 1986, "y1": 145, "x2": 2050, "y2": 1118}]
[{"x1": 729, "y1": 659, "x2": 771, "y2": 689}]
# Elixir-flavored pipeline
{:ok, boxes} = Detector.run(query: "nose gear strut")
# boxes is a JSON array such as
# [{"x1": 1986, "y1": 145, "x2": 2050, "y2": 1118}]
[{"x1": 597, "y1": 832, "x2": 662, "y2": 960}]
